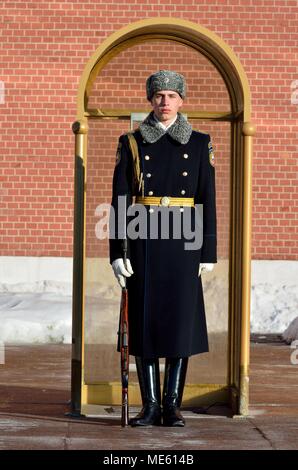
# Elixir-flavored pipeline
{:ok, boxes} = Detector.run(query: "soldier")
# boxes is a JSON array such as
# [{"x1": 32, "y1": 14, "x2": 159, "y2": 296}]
[{"x1": 109, "y1": 70, "x2": 217, "y2": 427}]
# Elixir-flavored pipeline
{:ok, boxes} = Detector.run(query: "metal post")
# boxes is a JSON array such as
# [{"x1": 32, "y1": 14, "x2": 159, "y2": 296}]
[
  {"x1": 239, "y1": 122, "x2": 255, "y2": 415},
  {"x1": 68, "y1": 120, "x2": 88, "y2": 416}
]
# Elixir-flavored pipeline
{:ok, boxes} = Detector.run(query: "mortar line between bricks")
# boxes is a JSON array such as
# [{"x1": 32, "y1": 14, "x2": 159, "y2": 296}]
[{"x1": 247, "y1": 418, "x2": 276, "y2": 450}]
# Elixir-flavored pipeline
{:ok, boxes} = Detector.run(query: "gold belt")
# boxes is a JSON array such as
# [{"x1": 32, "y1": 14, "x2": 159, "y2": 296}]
[{"x1": 135, "y1": 196, "x2": 195, "y2": 207}]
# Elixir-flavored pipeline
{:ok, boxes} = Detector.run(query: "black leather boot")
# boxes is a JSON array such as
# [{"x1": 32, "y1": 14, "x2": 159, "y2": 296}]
[
  {"x1": 129, "y1": 356, "x2": 161, "y2": 426},
  {"x1": 162, "y1": 357, "x2": 188, "y2": 427}
]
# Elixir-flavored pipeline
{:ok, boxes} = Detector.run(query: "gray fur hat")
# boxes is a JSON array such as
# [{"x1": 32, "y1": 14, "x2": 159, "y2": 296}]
[{"x1": 146, "y1": 70, "x2": 186, "y2": 101}]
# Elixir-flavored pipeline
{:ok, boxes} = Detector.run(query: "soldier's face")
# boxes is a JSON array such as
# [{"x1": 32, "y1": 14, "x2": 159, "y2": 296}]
[{"x1": 151, "y1": 90, "x2": 183, "y2": 124}]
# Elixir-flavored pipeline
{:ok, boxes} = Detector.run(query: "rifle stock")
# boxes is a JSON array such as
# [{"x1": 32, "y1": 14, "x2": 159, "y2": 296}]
[
  {"x1": 120, "y1": 285, "x2": 129, "y2": 427},
  {"x1": 120, "y1": 231, "x2": 129, "y2": 427}
]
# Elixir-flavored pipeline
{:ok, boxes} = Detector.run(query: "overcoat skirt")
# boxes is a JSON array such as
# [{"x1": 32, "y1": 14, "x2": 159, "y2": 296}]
[{"x1": 109, "y1": 129, "x2": 217, "y2": 358}]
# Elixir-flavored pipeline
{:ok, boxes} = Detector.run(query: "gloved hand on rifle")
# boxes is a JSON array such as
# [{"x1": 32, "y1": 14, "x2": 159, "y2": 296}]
[
  {"x1": 198, "y1": 263, "x2": 214, "y2": 277},
  {"x1": 112, "y1": 258, "x2": 134, "y2": 288}
]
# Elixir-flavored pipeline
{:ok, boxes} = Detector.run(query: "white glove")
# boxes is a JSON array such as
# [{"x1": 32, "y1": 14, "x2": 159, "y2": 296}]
[
  {"x1": 199, "y1": 263, "x2": 214, "y2": 277},
  {"x1": 112, "y1": 258, "x2": 134, "y2": 288}
]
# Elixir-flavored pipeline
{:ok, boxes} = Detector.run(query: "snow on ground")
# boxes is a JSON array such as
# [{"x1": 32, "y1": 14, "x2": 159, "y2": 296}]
[
  {"x1": 250, "y1": 283, "x2": 298, "y2": 335},
  {"x1": 0, "y1": 280, "x2": 297, "y2": 344},
  {"x1": 0, "y1": 282, "x2": 72, "y2": 344}
]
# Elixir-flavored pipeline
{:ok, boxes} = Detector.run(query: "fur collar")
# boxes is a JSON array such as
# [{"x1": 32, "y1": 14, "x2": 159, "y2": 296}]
[{"x1": 139, "y1": 111, "x2": 192, "y2": 144}]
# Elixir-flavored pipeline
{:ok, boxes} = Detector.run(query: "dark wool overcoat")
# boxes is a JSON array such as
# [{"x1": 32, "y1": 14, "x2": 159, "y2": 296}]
[{"x1": 109, "y1": 112, "x2": 217, "y2": 359}]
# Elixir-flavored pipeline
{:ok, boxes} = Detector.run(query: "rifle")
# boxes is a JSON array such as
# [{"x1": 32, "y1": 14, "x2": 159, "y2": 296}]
[{"x1": 119, "y1": 199, "x2": 129, "y2": 427}]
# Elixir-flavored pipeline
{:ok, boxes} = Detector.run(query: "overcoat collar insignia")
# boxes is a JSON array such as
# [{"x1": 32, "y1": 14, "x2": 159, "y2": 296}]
[{"x1": 139, "y1": 111, "x2": 192, "y2": 144}]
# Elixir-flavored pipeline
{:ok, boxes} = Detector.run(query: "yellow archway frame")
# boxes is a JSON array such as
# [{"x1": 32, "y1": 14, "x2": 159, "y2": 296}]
[{"x1": 71, "y1": 18, "x2": 255, "y2": 417}]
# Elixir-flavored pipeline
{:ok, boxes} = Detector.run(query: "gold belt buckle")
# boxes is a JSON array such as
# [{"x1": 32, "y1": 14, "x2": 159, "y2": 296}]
[{"x1": 160, "y1": 196, "x2": 170, "y2": 207}]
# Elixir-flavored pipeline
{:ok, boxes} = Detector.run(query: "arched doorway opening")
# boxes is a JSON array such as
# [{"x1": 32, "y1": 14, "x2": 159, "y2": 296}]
[{"x1": 71, "y1": 18, "x2": 255, "y2": 417}]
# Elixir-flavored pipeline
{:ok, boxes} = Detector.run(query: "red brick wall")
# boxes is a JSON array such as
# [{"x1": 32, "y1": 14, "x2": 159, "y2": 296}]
[{"x1": 1, "y1": 1, "x2": 297, "y2": 260}]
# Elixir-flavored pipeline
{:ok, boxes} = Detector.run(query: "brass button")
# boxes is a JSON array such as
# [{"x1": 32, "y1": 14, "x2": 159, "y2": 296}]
[
  {"x1": 180, "y1": 208, "x2": 184, "y2": 212},
  {"x1": 160, "y1": 196, "x2": 170, "y2": 207},
  {"x1": 183, "y1": 153, "x2": 189, "y2": 159},
  {"x1": 146, "y1": 173, "x2": 151, "y2": 178},
  {"x1": 149, "y1": 208, "x2": 154, "y2": 213},
  {"x1": 145, "y1": 155, "x2": 150, "y2": 160},
  {"x1": 182, "y1": 171, "x2": 188, "y2": 176},
  {"x1": 181, "y1": 190, "x2": 186, "y2": 195},
  {"x1": 148, "y1": 191, "x2": 154, "y2": 196}
]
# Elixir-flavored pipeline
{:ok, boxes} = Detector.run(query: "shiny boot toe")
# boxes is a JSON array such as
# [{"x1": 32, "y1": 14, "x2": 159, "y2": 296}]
[
  {"x1": 163, "y1": 405, "x2": 185, "y2": 427},
  {"x1": 129, "y1": 403, "x2": 161, "y2": 427}
]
